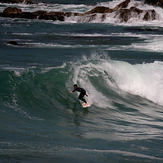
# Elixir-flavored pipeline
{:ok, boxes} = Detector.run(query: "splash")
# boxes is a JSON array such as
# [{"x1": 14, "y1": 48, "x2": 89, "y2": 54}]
[{"x1": 69, "y1": 54, "x2": 163, "y2": 106}]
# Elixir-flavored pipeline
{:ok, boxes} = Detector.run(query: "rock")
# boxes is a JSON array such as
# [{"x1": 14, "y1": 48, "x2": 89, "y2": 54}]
[
  {"x1": 115, "y1": 7, "x2": 158, "y2": 22},
  {"x1": 0, "y1": 0, "x2": 34, "y2": 4},
  {"x1": 7, "y1": 41, "x2": 28, "y2": 46},
  {"x1": 38, "y1": 12, "x2": 65, "y2": 21},
  {"x1": 83, "y1": 0, "x2": 130, "y2": 16},
  {"x1": 78, "y1": 0, "x2": 130, "y2": 16},
  {"x1": 84, "y1": 6, "x2": 113, "y2": 15},
  {"x1": 117, "y1": 7, "x2": 143, "y2": 22},
  {"x1": 80, "y1": 5, "x2": 159, "y2": 23},
  {"x1": 79, "y1": 0, "x2": 156, "y2": 22},
  {"x1": 144, "y1": 0, "x2": 163, "y2": 8},
  {"x1": 64, "y1": 12, "x2": 78, "y2": 17},
  {"x1": 143, "y1": 9, "x2": 158, "y2": 21},
  {"x1": 2, "y1": 7, "x2": 35, "y2": 19},
  {"x1": 33, "y1": 10, "x2": 47, "y2": 16},
  {"x1": 113, "y1": 0, "x2": 130, "y2": 10},
  {"x1": 20, "y1": 12, "x2": 37, "y2": 19},
  {"x1": 0, "y1": 0, "x2": 160, "y2": 23},
  {"x1": 3, "y1": 7, "x2": 22, "y2": 15},
  {"x1": 7, "y1": 41, "x2": 19, "y2": 46},
  {"x1": 2, "y1": 7, "x2": 22, "y2": 18},
  {"x1": 1, "y1": 7, "x2": 65, "y2": 21}
]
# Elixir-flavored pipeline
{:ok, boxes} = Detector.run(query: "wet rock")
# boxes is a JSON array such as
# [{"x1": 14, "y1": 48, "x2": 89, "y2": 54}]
[
  {"x1": 84, "y1": 6, "x2": 113, "y2": 15},
  {"x1": 116, "y1": 7, "x2": 143, "y2": 22},
  {"x1": 1, "y1": 7, "x2": 65, "y2": 21},
  {"x1": 1, "y1": 7, "x2": 23, "y2": 18},
  {"x1": 81, "y1": 5, "x2": 159, "y2": 23},
  {"x1": 115, "y1": 7, "x2": 158, "y2": 22},
  {"x1": 113, "y1": 0, "x2": 130, "y2": 10},
  {"x1": 3, "y1": 7, "x2": 22, "y2": 15},
  {"x1": 79, "y1": 0, "x2": 158, "y2": 22},
  {"x1": 81, "y1": 0, "x2": 130, "y2": 16},
  {"x1": 38, "y1": 12, "x2": 65, "y2": 21},
  {"x1": 0, "y1": 0, "x2": 160, "y2": 23},
  {"x1": 143, "y1": 9, "x2": 158, "y2": 21},
  {"x1": 2, "y1": 7, "x2": 36, "y2": 19},
  {"x1": 7, "y1": 41, "x2": 19, "y2": 46}
]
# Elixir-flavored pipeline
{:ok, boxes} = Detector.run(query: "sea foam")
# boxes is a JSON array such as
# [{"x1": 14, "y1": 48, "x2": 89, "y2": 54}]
[{"x1": 71, "y1": 55, "x2": 163, "y2": 106}]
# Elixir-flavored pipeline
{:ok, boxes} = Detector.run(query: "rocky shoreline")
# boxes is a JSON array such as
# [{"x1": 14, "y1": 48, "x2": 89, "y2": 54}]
[{"x1": 0, "y1": 0, "x2": 162, "y2": 22}]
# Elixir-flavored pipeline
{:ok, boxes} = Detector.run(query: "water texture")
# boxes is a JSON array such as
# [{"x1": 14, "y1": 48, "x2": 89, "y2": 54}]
[{"x1": 0, "y1": 0, "x2": 163, "y2": 162}]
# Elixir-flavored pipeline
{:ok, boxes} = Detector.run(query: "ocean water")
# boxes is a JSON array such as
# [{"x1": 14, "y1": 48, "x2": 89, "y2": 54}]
[{"x1": 1, "y1": 0, "x2": 163, "y2": 162}]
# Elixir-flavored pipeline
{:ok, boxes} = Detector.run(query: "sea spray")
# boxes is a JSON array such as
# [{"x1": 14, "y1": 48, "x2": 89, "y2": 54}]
[{"x1": 69, "y1": 54, "x2": 163, "y2": 106}]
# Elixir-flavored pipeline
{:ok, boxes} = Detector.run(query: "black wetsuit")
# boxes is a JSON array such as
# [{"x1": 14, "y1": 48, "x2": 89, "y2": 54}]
[{"x1": 73, "y1": 87, "x2": 87, "y2": 103}]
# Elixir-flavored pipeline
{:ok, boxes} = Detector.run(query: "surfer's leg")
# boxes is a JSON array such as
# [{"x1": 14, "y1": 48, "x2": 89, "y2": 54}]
[{"x1": 78, "y1": 93, "x2": 87, "y2": 103}]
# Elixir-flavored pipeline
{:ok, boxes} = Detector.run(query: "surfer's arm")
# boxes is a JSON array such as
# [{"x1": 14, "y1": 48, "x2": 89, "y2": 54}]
[{"x1": 70, "y1": 89, "x2": 76, "y2": 93}]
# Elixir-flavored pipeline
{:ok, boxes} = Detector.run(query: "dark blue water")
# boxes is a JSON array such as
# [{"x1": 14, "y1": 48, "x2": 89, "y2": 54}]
[{"x1": 0, "y1": 0, "x2": 163, "y2": 162}]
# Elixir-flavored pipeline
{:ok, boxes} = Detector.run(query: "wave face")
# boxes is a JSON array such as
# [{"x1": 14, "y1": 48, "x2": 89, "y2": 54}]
[
  {"x1": 2, "y1": 55, "x2": 163, "y2": 116},
  {"x1": 1, "y1": 0, "x2": 163, "y2": 162}
]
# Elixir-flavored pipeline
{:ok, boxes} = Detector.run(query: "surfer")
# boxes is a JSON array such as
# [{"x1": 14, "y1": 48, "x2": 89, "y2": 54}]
[{"x1": 70, "y1": 84, "x2": 88, "y2": 105}]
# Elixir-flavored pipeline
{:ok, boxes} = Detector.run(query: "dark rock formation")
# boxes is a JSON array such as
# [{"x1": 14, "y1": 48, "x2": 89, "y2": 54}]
[
  {"x1": 115, "y1": 7, "x2": 142, "y2": 22},
  {"x1": 0, "y1": 0, "x2": 160, "y2": 22},
  {"x1": 7, "y1": 41, "x2": 29, "y2": 46},
  {"x1": 80, "y1": 5, "x2": 158, "y2": 23},
  {"x1": 115, "y1": 7, "x2": 158, "y2": 22},
  {"x1": 144, "y1": 0, "x2": 163, "y2": 8},
  {"x1": 113, "y1": 0, "x2": 130, "y2": 10},
  {"x1": 0, "y1": 7, "x2": 65, "y2": 21},
  {"x1": 83, "y1": 6, "x2": 113, "y2": 15},
  {"x1": 78, "y1": 0, "x2": 158, "y2": 22},
  {"x1": 3, "y1": 7, "x2": 22, "y2": 15},
  {"x1": 38, "y1": 12, "x2": 65, "y2": 21},
  {"x1": 0, "y1": 0, "x2": 34, "y2": 4},
  {"x1": 143, "y1": 9, "x2": 158, "y2": 21},
  {"x1": 82, "y1": 0, "x2": 130, "y2": 16},
  {"x1": 7, "y1": 41, "x2": 19, "y2": 46}
]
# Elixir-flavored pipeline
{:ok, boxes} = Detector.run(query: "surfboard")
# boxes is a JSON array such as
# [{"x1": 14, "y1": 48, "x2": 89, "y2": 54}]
[{"x1": 81, "y1": 102, "x2": 91, "y2": 108}]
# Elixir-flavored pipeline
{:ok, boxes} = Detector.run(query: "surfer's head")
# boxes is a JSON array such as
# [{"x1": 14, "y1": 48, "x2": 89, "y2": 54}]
[{"x1": 73, "y1": 84, "x2": 78, "y2": 88}]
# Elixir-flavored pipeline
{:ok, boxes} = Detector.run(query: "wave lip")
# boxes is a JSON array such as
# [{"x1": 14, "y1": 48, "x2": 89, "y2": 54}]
[
  {"x1": 70, "y1": 55, "x2": 163, "y2": 107},
  {"x1": 103, "y1": 60, "x2": 163, "y2": 106}
]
